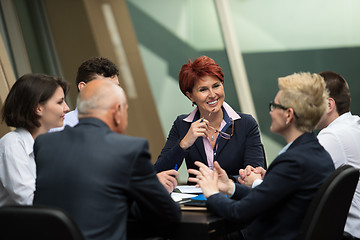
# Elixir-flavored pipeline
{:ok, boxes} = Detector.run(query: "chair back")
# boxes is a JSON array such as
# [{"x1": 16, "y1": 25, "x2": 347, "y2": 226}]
[
  {"x1": 298, "y1": 165, "x2": 359, "y2": 240},
  {"x1": 0, "y1": 205, "x2": 85, "y2": 240}
]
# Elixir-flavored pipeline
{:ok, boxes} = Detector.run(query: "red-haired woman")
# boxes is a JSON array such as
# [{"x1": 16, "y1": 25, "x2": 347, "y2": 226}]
[{"x1": 154, "y1": 56, "x2": 265, "y2": 182}]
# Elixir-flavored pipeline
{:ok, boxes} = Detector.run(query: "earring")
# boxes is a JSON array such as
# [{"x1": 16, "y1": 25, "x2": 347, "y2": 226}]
[{"x1": 285, "y1": 121, "x2": 289, "y2": 126}]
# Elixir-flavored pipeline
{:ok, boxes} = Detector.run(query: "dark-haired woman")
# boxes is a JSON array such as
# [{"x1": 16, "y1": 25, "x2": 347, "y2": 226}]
[
  {"x1": 154, "y1": 56, "x2": 265, "y2": 181},
  {"x1": 0, "y1": 74, "x2": 69, "y2": 206}
]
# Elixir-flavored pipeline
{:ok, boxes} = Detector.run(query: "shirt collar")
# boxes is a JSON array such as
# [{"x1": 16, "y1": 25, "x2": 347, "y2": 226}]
[
  {"x1": 278, "y1": 141, "x2": 293, "y2": 155},
  {"x1": 16, "y1": 128, "x2": 34, "y2": 155},
  {"x1": 183, "y1": 101, "x2": 241, "y2": 122},
  {"x1": 327, "y1": 112, "x2": 354, "y2": 128}
]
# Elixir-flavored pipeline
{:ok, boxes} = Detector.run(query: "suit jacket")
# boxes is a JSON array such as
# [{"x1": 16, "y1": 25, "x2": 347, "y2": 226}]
[
  {"x1": 206, "y1": 132, "x2": 335, "y2": 240},
  {"x1": 154, "y1": 112, "x2": 265, "y2": 179},
  {"x1": 33, "y1": 118, "x2": 181, "y2": 240}
]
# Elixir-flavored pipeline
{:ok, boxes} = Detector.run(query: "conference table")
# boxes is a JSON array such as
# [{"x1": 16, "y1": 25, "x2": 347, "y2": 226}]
[{"x1": 127, "y1": 205, "x2": 244, "y2": 239}]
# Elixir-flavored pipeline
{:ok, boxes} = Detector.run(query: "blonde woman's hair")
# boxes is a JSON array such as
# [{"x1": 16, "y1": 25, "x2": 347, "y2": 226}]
[{"x1": 278, "y1": 72, "x2": 329, "y2": 132}]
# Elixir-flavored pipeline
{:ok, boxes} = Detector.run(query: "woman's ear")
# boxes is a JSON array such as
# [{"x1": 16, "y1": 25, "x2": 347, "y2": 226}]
[
  {"x1": 185, "y1": 91, "x2": 193, "y2": 102},
  {"x1": 36, "y1": 104, "x2": 43, "y2": 116},
  {"x1": 286, "y1": 108, "x2": 296, "y2": 122}
]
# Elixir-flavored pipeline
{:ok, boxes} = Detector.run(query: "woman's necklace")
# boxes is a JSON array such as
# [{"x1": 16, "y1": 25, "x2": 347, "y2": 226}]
[
  {"x1": 205, "y1": 109, "x2": 221, "y2": 142},
  {"x1": 209, "y1": 126, "x2": 219, "y2": 141}
]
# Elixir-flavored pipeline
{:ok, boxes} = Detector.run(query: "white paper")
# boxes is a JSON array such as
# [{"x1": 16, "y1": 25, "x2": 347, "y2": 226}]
[
  {"x1": 176, "y1": 185, "x2": 203, "y2": 194},
  {"x1": 171, "y1": 192, "x2": 198, "y2": 202}
]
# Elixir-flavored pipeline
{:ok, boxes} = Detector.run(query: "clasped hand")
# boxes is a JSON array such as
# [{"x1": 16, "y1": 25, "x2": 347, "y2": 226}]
[{"x1": 238, "y1": 165, "x2": 266, "y2": 188}]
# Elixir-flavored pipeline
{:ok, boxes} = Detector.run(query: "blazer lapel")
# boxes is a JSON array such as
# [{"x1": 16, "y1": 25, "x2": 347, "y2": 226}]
[{"x1": 215, "y1": 124, "x2": 233, "y2": 160}]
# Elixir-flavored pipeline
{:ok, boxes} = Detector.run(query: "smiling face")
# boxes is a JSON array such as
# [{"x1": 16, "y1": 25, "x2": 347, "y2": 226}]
[
  {"x1": 37, "y1": 86, "x2": 69, "y2": 130},
  {"x1": 186, "y1": 75, "x2": 225, "y2": 116}
]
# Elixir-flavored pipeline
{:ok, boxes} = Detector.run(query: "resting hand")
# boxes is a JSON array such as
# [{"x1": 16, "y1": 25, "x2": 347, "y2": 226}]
[
  {"x1": 253, "y1": 166, "x2": 267, "y2": 179},
  {"x1": 157, "y1": 170, "x2": 178, "y2": 193},
  {"x1": 180, "y1": 118, "x2": 209, "y2": 150},
  {"x1": 238, "y1": 165, "x2": 265, "y2": 187},
  {"x1": 239, "y1": 165, "x2": 256, "y2": 181}
]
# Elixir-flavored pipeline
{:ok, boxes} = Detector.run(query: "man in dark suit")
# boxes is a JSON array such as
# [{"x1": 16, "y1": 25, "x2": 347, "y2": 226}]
[{"x1": 33, "y1": 79, "x2": 181, "y2": 240}]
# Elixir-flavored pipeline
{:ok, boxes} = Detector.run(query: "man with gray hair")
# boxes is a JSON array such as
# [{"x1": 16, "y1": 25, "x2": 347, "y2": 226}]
[{"x1": 33, "y1": 79, "x2": 181, "y2": 240}]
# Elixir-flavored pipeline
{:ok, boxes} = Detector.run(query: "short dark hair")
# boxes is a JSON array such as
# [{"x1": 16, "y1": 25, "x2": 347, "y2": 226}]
[
  {"x1": 1, "y1": 73, "x2": 69, "y2": 130},
  {"x1": 76, "y1": 57, "x2": 119, "y2": 91},
  {"x1": 319, "y1": 71, "x2": 351, "y2": 115},
  {"x1": 178, "y1": 56, "x2": 224, "y2": 96}
]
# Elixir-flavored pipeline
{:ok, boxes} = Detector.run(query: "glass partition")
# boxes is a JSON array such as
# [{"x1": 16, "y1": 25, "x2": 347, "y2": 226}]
[{"x1": 227, "y1": 0, "x2": 360, "y2": 154}]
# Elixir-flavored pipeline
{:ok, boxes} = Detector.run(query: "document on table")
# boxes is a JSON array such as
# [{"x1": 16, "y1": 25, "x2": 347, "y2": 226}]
[
  {"x1": 171, "y1": 192, "x2": 198, "y2": 203},
  {"x1": 175, "y1": 185, "x2": 203, "y2": 194}
]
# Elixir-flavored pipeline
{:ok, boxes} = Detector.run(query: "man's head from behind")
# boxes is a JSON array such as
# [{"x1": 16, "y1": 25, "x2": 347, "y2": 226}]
[
  {"x1": 76, "y1": 57, "x2": 119, "y2": 92},
  {"x1": 319, "y1": 71, "x2": 351, "y2": 115},
  {"x1": 77, "y1": 79, "x2": 128, "y2": 134},
  {"x1": 316, "y1": 71, "x2": 351, "y2": 129}
]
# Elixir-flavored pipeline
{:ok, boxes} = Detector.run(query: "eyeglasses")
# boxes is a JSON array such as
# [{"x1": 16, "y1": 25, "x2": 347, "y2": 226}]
[
  {"x1": 269, "y1": 101, "x2": 299, "y2": 119},
  {"x1": 208, "y1": 118, "x2": 234, "y2": 140}
]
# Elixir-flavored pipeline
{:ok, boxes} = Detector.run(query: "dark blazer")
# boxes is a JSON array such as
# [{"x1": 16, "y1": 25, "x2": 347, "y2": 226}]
[
  {"x1": 33, "y1": 118, "x2": 181, "y2": 240},
  {"x1": 154, "y1": 112, "x2": 265, "y2": 179},
  {"x1": 206, "y1": 132, "x2": 335, "y2": 240}
]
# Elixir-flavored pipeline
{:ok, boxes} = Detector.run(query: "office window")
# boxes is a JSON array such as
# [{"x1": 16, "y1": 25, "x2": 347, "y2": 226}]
[{"x1": 228, "y1": 0, "x2": 360, "y2": 150}]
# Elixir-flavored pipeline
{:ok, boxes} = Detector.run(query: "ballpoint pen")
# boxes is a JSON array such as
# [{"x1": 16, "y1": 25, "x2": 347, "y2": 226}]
[{"x1": 174, "y1": 164, "x2": 178, "y2": 171}]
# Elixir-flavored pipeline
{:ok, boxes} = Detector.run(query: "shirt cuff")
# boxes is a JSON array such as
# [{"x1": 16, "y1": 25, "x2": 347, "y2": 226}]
[
  {"x1": 252, "y1": 179, "x2": 263, "y2": 188},
  {"x1": 229, "y1": 184, "x2": 236, "y2": 197}
]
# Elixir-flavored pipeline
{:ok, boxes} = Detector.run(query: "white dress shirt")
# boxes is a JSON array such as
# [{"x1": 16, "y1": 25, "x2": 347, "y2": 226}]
[
  {"x1": 49, "y1": 108, "x2": 79, "y2": 132},
  {"x1": 0, "y1": 128, "x2": 35, "y2": 206},
  {"x1": 317, "y1": 112, "x2": 360, "y2": 238}
]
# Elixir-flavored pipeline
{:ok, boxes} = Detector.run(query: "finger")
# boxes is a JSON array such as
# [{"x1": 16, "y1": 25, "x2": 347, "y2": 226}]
[
  {"x1": 198, "y1": 165, "x2": 213, "y2": 178},
  {"x1": 255, "y1": 167, "x2": 265, "y2": 175},
  {"x1": 214, "y1": 161, "x2": 226, "y2": 175},
  {"x1": 162, "y1": 180, "x2": 173, "y2": 192},
  {"x1": 188, "y1": 169, "x2": 200, "y2": 176},
  {"x1": 167, "y1": 175, "x2": 178, "y2": 187},
  {"x1": 166, "y1": 169, "x2": 179, "y2": 178},
  {"x1": 239, "y1": 169, "x2": 245, "y2": 179},
  {"x1": 238, "y1": 176, "x2": 245, "y2": 184},
  {"x1": 194, "y1": 161, "x2": 209, "y2": 169},
  {"x1": 245, "y1": 166, "x2": 254, "y2": 176},
  {"x1": 188, "y1": 177, "x2": 199, "y2": 183},
  {"x1": 213, "y1": 168, "x2": 219, "y2": 182}
]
